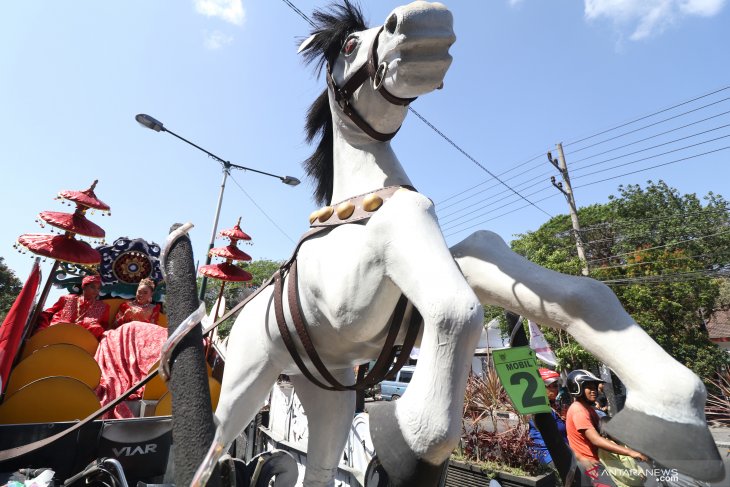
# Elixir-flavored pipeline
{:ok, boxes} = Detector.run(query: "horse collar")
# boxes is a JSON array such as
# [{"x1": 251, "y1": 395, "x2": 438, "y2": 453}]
[
  {"x1": 327, "y1": 26, "x2": 417, "y2": 142},
  {"x1": 309, "y1": 185, "x2": 416, "y2": 227}
]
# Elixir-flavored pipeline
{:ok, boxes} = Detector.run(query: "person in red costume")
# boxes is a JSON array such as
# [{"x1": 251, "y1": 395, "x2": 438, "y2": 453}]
[
  {"x1": 35, "y1": 274, "x2": 110, "y2": 340},
  {"x1": 112, "y1": 278, "x2": 162, "y2": 328}
]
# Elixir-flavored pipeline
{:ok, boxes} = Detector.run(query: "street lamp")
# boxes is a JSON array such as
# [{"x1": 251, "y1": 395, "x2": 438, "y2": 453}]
[{"x1": 135, "y1": 113, "x2": 300, "y2": 300}]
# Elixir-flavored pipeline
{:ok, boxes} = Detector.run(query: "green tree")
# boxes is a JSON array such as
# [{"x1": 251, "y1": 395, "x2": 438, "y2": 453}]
[
  {"x1": 511, "y1": 180, "x2": 730, "y2": 380},
  {"x1": 199, "y1": 259, "x2": 284, "y2": 338},
  {"x1": 0, "y1": 257, "x2": 23, "y2": 322}
]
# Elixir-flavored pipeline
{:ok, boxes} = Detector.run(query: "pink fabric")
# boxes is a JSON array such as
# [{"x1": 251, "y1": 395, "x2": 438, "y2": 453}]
[{"x1": 94, "y1": 321, "x2": 167, "y2": 419}]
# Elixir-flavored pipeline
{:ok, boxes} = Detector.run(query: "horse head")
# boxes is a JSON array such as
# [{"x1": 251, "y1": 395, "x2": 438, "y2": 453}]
[{"x1": 300, "y1": 1, "x2": 455, "y2": 205}]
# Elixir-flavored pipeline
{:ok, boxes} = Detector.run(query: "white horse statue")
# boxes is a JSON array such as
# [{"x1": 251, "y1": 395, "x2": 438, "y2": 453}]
[{"x1": 191, "y1": 1, "x2": 722, "y2": 485}]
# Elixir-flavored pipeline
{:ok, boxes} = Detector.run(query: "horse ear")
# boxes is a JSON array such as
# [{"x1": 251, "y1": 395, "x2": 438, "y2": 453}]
[{"x1": 297, "y1": 33, "x2": 317, "y2": 54}]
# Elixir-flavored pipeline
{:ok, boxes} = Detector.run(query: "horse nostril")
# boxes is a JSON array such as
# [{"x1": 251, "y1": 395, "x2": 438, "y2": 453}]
[{"x1": 385, "y1": 13, "x2": 398, "y2": 34}]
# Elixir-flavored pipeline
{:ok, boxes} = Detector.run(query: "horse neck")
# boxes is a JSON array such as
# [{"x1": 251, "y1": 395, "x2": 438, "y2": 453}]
[{"x1": 330, "y1": 131, "x2": 412, "y2": 204}]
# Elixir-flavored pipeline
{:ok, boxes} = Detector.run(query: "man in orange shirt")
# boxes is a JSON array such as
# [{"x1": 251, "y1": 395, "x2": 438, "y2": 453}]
[{"x1": 566, "y1": 369, "x2": 647, "y2": 485}]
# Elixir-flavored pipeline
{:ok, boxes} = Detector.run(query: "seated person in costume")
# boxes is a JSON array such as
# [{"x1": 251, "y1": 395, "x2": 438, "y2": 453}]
[
  {"x1": 528, "y1": 368, "x2": 569, "y2": 466},
  {"x1": 36, "y1": 274, "x2": 110, "y2": 340},
  {"x1": 113, "y1": 278, "x2": 162, "y2": 327}
]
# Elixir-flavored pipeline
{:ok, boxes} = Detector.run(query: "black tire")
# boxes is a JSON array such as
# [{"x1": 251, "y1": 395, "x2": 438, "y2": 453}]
[
  {"x1": 391, "y1": 394, "x2": 400, "y2": 401},
  {"x1": 365, "y1": 456, "x2": 390, "y2": 487}
]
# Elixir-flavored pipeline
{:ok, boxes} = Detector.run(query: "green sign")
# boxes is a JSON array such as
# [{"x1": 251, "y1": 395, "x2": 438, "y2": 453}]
[{"x1": 493, "y1": 346, "x2": 551, "y2": 415}]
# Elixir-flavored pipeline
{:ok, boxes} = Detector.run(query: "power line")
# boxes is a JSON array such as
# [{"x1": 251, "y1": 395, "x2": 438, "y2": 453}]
[
  {"x1": 586, "y1": 228, "x2": 730, "y2": 265},
  {"x1": 564, "y1": 97, "x2": 730, "y2": 156},
  {"x1": 281, "y1": 0, "x2": 316, "y2": 27},
  {"x1": 440, "y1": 184, "x2": 554, "y2": 232},
  {"x1": 408, "y1": 107, "x2": 553, "y2": 218},
  {"x1": 600, "y1": 268, "x2": 729, "y2": 285},
  {"x1": 578, "y1": 207, "x2": 730, "y2": 234},
  {"x1": 436, "y1": 150, "x2": 548, "y2": 205},
  {"x1": 442, "y1": 193, "x2": 561, "y2": 239},
  {"x1": 229, "y1": 174, "x2": 297, "y2": 244},
  {"x1": 591, "y1": 252, "x2": 715, "y2": 271},
  {"x1": 569, "y1": 110, "x2": 730, "y2": 166},
  {"x1": 573, "y1": 146, "x2": 730, "y2": 191},
  {"x1": 563, "y1": 85, "x2": 730, "y2": 149},
  {"x1": 572, "y1": 134, "x2": 730, "y2": 181},
  {"x1": 572, "y1": 123, "x2": 730, "y2": 174},
  {"x1": 438, "y1": 174, "x2": 552, "y2": 222}
]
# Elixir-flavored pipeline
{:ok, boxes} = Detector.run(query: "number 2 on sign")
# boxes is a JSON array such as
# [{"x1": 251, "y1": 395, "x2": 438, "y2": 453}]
[
  {"x1": 492, "y1": 346, "x2": 551, "y2": 414},
  {"x1": 510, "y1": 371, "x2": 548, "y2": 408}
]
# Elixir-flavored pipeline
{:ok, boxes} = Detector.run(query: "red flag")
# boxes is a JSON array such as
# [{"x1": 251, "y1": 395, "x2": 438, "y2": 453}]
[{"x1": 0, "y1": 261, "x2": 41, "y2": 392}]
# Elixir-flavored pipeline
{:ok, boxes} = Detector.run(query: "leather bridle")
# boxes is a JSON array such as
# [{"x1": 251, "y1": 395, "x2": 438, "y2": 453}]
[{"x1": 326, "y1": 26, "x2": 417, "y2": 142}]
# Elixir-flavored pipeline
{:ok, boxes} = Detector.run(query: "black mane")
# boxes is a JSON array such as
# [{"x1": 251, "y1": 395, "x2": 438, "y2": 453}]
[{"x1": 300, "y1": 1, "x2": 367, "y2": 205}]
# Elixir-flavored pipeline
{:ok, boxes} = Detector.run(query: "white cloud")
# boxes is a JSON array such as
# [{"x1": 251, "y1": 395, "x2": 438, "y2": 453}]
[
  {"x1": 584, "y1": 0, "x2": 726, "y2": 40},
  {"x1": 204, "y1": 30, "x2": 234, "y2": 50},
  {"x1": 194, "y1": 0, "x2": 245, "y2": 26}
]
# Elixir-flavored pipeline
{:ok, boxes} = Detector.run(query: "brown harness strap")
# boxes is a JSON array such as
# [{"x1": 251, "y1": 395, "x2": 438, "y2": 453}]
[{"x1": 275, "y1": 259, "x2": 419, "y2": 391}]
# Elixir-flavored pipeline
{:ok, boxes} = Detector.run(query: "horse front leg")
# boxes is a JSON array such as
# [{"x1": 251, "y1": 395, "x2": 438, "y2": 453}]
[
  {"x1": 451, "y1": 229, "x2": 723, "y2": 482},
  {"x1": 191, "y1": 293, "x2": 285, "y2": 487},
  {"x1": 290, "y1": 369, "x2": 356, "y2": 487},
  {"x1": 368, "y1": 191, "x2": 484, "y2": 486}
]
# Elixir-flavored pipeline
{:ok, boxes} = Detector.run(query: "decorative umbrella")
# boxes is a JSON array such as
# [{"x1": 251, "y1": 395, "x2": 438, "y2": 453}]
[
  {"x1": 199, "y1": 217, "x2": 254, "y2": 322},
  {"x1": 13, "y1": 180, "x2": 110, "y2": 335}
]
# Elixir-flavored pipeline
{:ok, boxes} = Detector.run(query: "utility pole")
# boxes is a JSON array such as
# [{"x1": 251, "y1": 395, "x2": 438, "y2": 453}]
[
  {"x1": 549, "y1": 143, "x2": 589, "y2": 276},
  {"x1": 549, "y1": 144, "x2": 619, "y2": 415}
]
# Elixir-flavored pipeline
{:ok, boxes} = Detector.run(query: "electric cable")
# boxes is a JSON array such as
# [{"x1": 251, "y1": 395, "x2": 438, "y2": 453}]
[
  {"x1": 573, "y1": 146, "x2": 730, "y2": 191},
  {"x1": 563, "y1": 85, "x2": 730, "y2": 149},
  {"x1": 229, "y1": 174, "x2": 297, "y2": 244}
]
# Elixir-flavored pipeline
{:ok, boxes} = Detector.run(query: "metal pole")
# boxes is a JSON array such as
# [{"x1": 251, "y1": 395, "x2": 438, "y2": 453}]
[
  {"x1": 24, "y1": 259, "x2": 59, "y2": 339},
  {"x1": 199, "y1": 165, "x2": 230, "y2": 301}
]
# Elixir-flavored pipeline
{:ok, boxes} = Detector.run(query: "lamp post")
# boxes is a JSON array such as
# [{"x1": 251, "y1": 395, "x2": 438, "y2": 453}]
[{"x1": 135, "y1": 113, "x2": 300, "y2": 300}]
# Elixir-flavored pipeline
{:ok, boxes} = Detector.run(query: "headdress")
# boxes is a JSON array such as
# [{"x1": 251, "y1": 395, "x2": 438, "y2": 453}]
[
  {"x1": 538, "y1": 368, "x2": 560, "y2": 386},
  {"x1": 138, "y1": 277, "x2": 156, "y2": 290},
  {"x1": 81, "y1": 275, "x2": 102, "y2": 287}
]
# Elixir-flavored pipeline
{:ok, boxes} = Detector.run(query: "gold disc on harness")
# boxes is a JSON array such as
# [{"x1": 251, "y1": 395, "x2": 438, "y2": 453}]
[
  {"x1": 308, "y1": 210, "x2": 320, "y2": 224},
  {"x1": 363, "y1": 193, "x2": 383, "y2": 212},
  {"x1": 336, "y1": 201, "x2": 355, "y2": 220},
  {"x1": 317, "y1": 206, "x2": 334, "y2": 223}
]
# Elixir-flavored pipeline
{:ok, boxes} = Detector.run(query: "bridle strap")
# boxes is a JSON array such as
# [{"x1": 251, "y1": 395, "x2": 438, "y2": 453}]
[{"x1": 327, "y1": 26, "x2": 417, "y2": 142}]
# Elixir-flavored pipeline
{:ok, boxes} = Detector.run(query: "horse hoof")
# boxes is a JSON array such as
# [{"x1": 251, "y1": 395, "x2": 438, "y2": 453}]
[
  {"x1": 604, "y1": 407, "x2": 724, "y2": 482},
  {"x1": 369, "y1": 402, "x2": 447, "y2": 487}
]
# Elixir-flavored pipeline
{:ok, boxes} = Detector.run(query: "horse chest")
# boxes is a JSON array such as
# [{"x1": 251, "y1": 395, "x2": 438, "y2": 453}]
[{"x1": 296, "y1": 226, "x2": 399, "y2": 337}]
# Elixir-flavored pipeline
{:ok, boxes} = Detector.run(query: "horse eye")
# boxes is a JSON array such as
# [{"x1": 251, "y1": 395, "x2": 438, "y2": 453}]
[{"x1": 342, "y1": 37, "x2": 358, "y2": 55}]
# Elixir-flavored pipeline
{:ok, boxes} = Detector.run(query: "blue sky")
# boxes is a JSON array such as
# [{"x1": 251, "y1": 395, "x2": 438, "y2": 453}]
[{"x1": 2, "y1": 0, "x2": 729, "y2": 301}]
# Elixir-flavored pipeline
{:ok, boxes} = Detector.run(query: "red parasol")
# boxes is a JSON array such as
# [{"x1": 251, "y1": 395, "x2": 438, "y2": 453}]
[
  {"x1": 38, "y1": 210, "x2": 105, "y2": 239},
  {"x1": 16, "y1": 180, "x2": 110, "y2": 338},
  {"x1": 209, "y1": 245, "x2": 251, "y2": 262},
  {"x1": 199, "y1": 263, "x2": 252, "y2": 282},
  {"x1": 57, "y1": 180, "x2": 110, "y2": 212},
  {"x1": 217, "y1": 218, "x2": 251, "y2": 242},
  {"x1": 16, "y1": 234, "x2": 101, "y2": 265}
]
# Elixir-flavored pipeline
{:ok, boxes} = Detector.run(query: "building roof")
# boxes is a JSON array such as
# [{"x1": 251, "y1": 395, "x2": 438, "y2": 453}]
[{"x1": 707, "y1": 309, "x2": 730, "y2": 341}]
